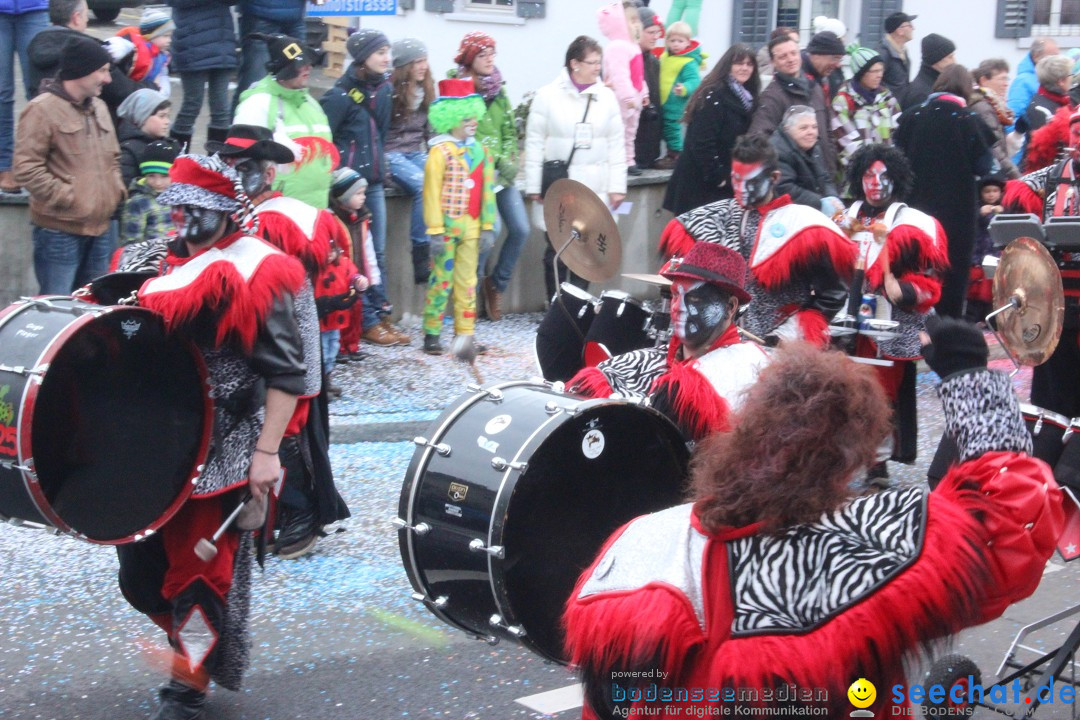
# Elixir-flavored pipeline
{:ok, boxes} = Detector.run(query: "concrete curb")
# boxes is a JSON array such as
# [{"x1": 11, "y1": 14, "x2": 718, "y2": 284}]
[{"x1": 329, "y1": 420, "x2": 431, "y2": 444}]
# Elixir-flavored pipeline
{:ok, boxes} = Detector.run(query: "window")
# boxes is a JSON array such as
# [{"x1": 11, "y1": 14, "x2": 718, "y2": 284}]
[
  {"x1": 466, "y1": 0, "x2": 514, "y2": 9},
  {"x1": 776, "y1": 0, "x2": 800, "y2": 28},
  {"x1": 1031, "y1": 0, "x2": 1080, "y2": 35}
]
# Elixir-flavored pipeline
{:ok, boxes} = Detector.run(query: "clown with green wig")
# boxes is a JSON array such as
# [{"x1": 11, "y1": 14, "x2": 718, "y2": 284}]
[{"x1": 421, "y1": 78, "x2": 497, "y2": 359}]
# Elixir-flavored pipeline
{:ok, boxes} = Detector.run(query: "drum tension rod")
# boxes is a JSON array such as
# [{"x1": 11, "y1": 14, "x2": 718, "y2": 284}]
[
  {"x1": 0, "y1": 364, "x2": 44, "y2": 377},
  {"x1": 410, "y1": 592, "x2": 448, "y2": 609},
  {"x1": 465, "y1": 385, "x2": 504, "y2": 403},
  {"x1": 0, "y1": 459, "x2": 35, "y2": 476},
  {"x1": 469, "y1": 538, "x2": 505, "y2": 559},
  {"x1": 489, "y1": 614, "x2": 526, "y2": 637},
  {"x1": 413, "y1": 436, "x2": 451, "y2": 457},
  {"x1": 491, "y1": 457, "x2": 528, "y2": 472},
  {"x1": 390, "y1": 517, "x2": 431, "y2": 535}
]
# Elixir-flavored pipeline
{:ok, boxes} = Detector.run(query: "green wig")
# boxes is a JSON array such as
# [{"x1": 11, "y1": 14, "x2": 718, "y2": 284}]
[{"x1": 428, "y1": 95, "x2": 487, "y2": 134}]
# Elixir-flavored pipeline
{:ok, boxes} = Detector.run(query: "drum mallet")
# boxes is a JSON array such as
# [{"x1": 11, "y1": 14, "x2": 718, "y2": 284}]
[{"x1": 194, "y1": 492, "x2": 253, "y2": 562}]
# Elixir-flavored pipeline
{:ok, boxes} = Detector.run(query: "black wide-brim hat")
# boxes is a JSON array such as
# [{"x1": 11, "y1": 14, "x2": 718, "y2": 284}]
[
  {"x1": 662, "y1": 242, "x2": 753, "y2": 305},
  {"x1": 205, "y1": 124, "x2": 296, "y2": 164}
]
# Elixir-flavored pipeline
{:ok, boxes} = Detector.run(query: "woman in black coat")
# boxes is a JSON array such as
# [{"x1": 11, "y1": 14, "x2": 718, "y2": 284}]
[
  {"x1": 896, "y1": 64, "x2": 996, "y2": 318},
  {"x1": 770, "y1": 105, "x2": 841, "y2": 212},
  {"x1": 166, "y1": 0, "x2": 239, "y2": 150},
  {"x1": 663, "y1": 44, "x2": 759, "y2": 216}
]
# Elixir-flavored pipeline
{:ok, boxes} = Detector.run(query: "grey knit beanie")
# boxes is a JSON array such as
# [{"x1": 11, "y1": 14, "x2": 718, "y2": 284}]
[
  {"x1": 391, "y1": 38, "x2": 427, "y2": 68},
  {"x1": 347, "y1": 28, "x2": 391, "y2": 65}
]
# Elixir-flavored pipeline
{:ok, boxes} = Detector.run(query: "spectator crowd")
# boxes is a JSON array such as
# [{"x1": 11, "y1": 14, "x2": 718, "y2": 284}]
[{"x1": 3, "y1": 0, "x2": 1072, "y2": 363}]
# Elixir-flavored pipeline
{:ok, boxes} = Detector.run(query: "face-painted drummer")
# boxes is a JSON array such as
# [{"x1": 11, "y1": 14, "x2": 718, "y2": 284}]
[
  {"x1": 659, "y1": 135, "x2": 856, "y2": 347},
  {"x1": 569, "y1": 243, "x2": 770, "y2": 442}
]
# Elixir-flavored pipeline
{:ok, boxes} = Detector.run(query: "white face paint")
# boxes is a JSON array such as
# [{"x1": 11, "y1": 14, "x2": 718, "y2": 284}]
[{"x1": 672, "y1": 279, "x2": 733, "y2": 351}]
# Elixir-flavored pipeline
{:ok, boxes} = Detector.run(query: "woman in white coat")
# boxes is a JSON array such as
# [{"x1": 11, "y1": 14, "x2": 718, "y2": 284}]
[{"x1": 525, "y1": 35, "x2": 627, "y2": 297}]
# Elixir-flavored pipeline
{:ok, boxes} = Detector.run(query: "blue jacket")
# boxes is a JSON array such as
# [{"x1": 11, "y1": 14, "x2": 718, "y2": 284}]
[
  {"x1": 240, "y1": 0, "x2": 305, "y2": 23},
  {"x1": 0, "y1": 0, "x2": 47, "y2": 13},
  {"x1": 166, "y1": 0, "x2": 238, "y2": 72},
  {"x1": 320, "y1": 67, "x2": 393, "y2": 185},
  {"x1": 1006, "y1": 52, "x2": 1037, "y2": 134}
]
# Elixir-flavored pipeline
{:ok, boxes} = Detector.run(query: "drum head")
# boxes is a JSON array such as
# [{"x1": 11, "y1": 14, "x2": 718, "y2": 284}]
[
  {"x1": 31, "y1": 309, "x2": 207, "y2": 541},
  {"x1": 499, "y1": 402, "x2": 687, "y2": 661}
]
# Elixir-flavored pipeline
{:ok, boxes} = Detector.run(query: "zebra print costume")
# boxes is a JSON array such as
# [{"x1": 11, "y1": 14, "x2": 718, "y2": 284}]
[{"x1": 565, "y1": 368, "x2": 1062, "y2": 719}]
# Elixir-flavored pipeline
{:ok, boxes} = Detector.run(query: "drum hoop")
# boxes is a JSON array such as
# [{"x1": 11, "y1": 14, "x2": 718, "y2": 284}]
[
  {"x1": 400, "y1": 380, "x2": 546, "y2": 637},
  {"x1": 11, "y1": 300, "x2": 211, "y2": 544},
  {"x1": 485, "y1": 405, "x2": 568, "y2": 650},
  {"x1": 1019, "y1": 403, "x2": 1071, "y2": 429},
  {"x1": 598, "y1": 290, "x2": 646, "y2": 310},
  {"x1": 559, "y1": 283, "x2": 598, "y2": 303}
]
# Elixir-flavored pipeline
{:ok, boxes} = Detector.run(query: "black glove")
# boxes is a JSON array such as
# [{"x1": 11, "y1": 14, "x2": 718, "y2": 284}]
[
  {"x1": 315, "y1": 291, "x2": 358, "y2": 318},
  {"x1": 920, "y1": 314, "x2": 989, "y2": 378}
]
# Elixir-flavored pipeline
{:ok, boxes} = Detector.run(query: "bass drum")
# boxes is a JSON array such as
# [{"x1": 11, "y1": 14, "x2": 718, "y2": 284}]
[
  {"x1": 397, "y1": 381, "x2": 689, "y2": 663},
  {"x1": 0, "y1": 297, "x2": 211, "y2": 543}
]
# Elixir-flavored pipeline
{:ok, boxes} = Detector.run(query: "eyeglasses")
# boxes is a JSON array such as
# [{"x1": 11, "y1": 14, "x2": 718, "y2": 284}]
[{"x1": 578, "y1": 59, "x2": 602, "y2": 67}]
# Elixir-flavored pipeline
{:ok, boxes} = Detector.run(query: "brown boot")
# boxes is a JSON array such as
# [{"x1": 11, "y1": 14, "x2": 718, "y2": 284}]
[
  {"x1": 482, "y1": 276, "x2": 502, "y2": 321},
  {"x1": 379, "y1": 319, "x2": 411, "y2": 346},
  {"x1": 652, "y1": 153, "x2": 678, "y2": 170},
  {"x1": 362, "y1": 323, "x2": 399, "y2": 346}
]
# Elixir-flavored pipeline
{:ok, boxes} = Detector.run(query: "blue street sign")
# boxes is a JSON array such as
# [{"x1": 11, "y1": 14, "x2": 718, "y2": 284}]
[{"x1": 307, "y1": 0, "x2": 397, "y2": 16}]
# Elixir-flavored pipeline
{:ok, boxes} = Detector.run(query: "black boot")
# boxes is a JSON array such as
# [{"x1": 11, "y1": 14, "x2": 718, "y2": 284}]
[
  {"x1": 170, "y1": 130, "x2": 193, "y2": 154},
  {"x1": 150, "y1": 680, "x2": 206, "y2": 720},
  {"x1": 412, "y1": 243, "x2": 431, "y2": 285},
  {"x1": 423, "y1": 334, "x2": 443, "y2": 355}
]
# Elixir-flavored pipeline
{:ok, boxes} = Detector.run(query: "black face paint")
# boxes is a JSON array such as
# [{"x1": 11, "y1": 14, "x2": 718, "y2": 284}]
[
  {"x1": 179, "y1": 205, "x2": 226, "y2": 245},
  {"x1": 233, "y1": 158, "x2": 270, "y2": 197},
  {"x1": 674, "y1": 281, "x2": 732, "y2": 350}
]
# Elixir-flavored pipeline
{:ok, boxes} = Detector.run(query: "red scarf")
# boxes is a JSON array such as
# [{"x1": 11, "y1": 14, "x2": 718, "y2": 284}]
[{"x1": 1037, "y1": 85, "x2": 1071, "y2": 107}]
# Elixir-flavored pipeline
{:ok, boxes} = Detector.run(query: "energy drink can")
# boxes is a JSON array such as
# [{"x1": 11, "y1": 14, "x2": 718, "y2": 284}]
[{"x1": 858, "y1": 294, "x2": 876, "y2": 328}]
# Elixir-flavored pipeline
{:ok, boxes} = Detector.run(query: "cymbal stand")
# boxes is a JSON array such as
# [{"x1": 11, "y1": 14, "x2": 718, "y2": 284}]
[{"x1": 985, "y1": 295, "x2": 1023, "y2": 377}]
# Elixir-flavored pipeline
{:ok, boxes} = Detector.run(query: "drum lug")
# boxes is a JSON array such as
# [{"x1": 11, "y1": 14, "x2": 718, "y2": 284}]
[
  {"x1": 544, "y1": 401, "x2": 562, "y2": 415},
  {"x1": 1066, "y1": 423, "x2": 1077, "y2": 444},
  {"x1": 489, "y1": 614, "x2": 526, "y2": 637},
  {"x1": 413, "y1": 436, "x2": 451, "y2": 457},
  {"x1": 411, "y1": 592, "x2": 448, "y2": 609},
  {"x1": 475, "y1": 634, "x2": 500, "y2": 646},
  {"x1": 468, "y1": 538, "x2": 505, "y2": 559},
  {"x1": 390, "y1": 517, "x2": 431, "y2": 535},
  {"x1": 491, "y1": 457, "x2": 528, "y2": 473},
  {"x1": 1034, "y1": 413, "x2": 1044, "y2": 436},
  {"x1": 464, "y1": 384, "x2": 504, "y2": 403}
]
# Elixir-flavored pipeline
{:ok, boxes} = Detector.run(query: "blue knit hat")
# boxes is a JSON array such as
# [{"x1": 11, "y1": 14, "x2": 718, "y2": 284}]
[{"x1": 139, "y1": 8, "x2": 173, "y2": 40}]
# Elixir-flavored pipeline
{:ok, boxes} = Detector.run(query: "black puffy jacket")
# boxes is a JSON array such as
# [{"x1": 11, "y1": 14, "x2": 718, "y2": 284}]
[
  {"x1": 321, "y1": 68, "x2": 393, "y2": 185},
  {"x1": 166, "y1": 0, "x2": 238, "y2": 73}
]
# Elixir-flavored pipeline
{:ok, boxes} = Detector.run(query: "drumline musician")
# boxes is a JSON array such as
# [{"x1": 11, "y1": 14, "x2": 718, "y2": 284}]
[{"x1": 569, "y1": 243, "x2": 769, "y2": 442}]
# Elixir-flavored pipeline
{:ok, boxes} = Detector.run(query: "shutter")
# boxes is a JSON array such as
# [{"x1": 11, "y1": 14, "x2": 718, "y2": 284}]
[
  {"x1": 996, "y1": 0, "x2": 1034, "y2": 38},
  {"x1": 518, "y1": 0, "x2": 545, "y2": 18},
  {"x1": 732, "y1": 0, "x2": 771, "y2": 47},
  {"x1": 424, "y1": 0, "x2": 454, "y2": 11},
  {"x1": 400, "y1": 0, "x2": 415, "y2": 8},
  {"x1": 858, "y1": 0, "x2": 904, "y2": 47}
]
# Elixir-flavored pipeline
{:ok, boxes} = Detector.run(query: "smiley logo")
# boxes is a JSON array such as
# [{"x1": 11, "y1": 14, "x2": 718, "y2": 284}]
[{"x1": 847, "y1": 678, "x2": 876, "y2": 709}]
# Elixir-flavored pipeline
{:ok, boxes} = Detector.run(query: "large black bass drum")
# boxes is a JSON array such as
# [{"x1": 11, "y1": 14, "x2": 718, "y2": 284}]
[
  {"x1": 0, "y1": 296, "x2": 211, "y2": 544},
  {"x1": 396, "y1": 381, "x2": 690, "y2": 663}
]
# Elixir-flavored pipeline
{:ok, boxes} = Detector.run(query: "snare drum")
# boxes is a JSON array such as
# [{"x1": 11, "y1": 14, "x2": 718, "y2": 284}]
[
  {"x1": 396, "y1": 381, "x2": 689, "y2": 663},
  {"x1": 535, "y1": 283, "x2": 598, "y2": 382},
  {"x1": 0, "y1": 297, "x2": 211, "y2": 543},
  {"x1": 1021, "y1": 403, "x2": 1073, "y2": 468},
  {"x1": 583, "y1": 290, "x2": 652, "y2": 366}
]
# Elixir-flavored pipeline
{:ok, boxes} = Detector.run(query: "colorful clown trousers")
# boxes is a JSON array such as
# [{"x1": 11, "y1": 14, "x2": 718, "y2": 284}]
[{"x1": 423, "y1": 215, "x2": 481, "y2": 336}]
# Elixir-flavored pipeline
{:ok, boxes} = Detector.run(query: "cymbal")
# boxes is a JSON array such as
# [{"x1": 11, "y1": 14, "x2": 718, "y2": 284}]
[
  {"x1": 622, "y1": 272, "x2": 672, "y2": 287},
  {"x1": 543, "y1": 179, "x2": 622, "y2": 282},
  {"x1": 993, "y1": 237, "x2": 1065, "y2": 366}
]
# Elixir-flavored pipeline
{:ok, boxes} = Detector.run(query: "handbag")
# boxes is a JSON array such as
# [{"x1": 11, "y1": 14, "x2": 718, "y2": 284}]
[{"x1": 541, "y1": 95, "x2": 593, "y2": 198}]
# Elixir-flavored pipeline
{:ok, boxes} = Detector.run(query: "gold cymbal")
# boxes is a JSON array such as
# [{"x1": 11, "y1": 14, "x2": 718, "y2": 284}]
[
  {"x1": 621, "y1": 272, "x2": 672, "y2": 287},
  {"x1": 543, "y1": 179, "x2": 622, "y2": 282},
  {"x1": 992, "y1": 237, "x2": 1065, "y2": 366}
]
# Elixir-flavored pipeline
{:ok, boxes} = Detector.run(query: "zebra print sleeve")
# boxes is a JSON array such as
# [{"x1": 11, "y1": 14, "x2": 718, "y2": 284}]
[{"x1": 938, "y1": 369, "x2": 1032, "y2": 462}]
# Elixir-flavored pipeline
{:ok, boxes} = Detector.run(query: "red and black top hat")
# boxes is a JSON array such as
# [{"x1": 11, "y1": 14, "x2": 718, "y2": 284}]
[
  {"x1": 205, "y1": 124, "x2": 296, "y2": 164},
  {"x1": 661, "y1": 242, "x2": 752, "y2": 304}
]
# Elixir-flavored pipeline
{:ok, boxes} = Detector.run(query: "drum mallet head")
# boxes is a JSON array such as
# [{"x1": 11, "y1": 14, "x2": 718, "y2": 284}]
[{"x1": 194, "y1": 493, "x2": 253, "y2": 562}]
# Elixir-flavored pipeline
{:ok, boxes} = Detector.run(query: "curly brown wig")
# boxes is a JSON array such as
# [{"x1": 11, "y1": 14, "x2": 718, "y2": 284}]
[
  {"x1": 690, "y1": 342, "x2": 892, "y2": 534},
  {"x1": 845, "y1": 144, "x2": 914, "y2": 203}
]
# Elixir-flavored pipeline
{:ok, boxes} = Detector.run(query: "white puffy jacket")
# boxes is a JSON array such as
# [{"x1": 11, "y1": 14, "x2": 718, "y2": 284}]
[{"x1": 524, "y1": 69, "x2": 627, "y2": 229}]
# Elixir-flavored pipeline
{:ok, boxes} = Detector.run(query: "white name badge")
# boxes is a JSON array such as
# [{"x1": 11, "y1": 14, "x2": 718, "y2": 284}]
[{"x1": 574, "y1": 122, "x2": 593, "y2": 150}]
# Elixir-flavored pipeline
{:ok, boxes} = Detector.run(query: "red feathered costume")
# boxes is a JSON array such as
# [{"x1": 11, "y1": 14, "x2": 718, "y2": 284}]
[
  {"x1": 564, "y1": 369, "x2": 1064, "y2": 719},
  {"x1": 660, "y1": 196, "x2": 855, "y2": 346}
]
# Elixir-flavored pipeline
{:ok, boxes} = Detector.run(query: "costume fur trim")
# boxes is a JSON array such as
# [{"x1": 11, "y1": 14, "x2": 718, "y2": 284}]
[
  {"x1": 568, "y1": 366, "x2": 615, "y2": 398},
  {"x1": 752, "y1": 224, "x2": 857, "y2": 289},
  {"x1": 1024, "y1": 105, "x2": 1071, "y2": 174},
  {"x1": 660, "y1": 219, "x2": 697, "y2": 258},
  {"x1": 256, "y1": 209, "x2": 331, "y2": 275},
  {"x1": 1004, "y1": 178, "x2": 1045, "y2": 215},
  {"x1": 649, "y1": 360, "x2": 732, "y2": 440}
]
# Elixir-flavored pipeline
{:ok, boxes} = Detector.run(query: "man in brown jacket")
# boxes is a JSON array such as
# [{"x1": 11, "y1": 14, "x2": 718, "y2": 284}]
[{"x1": 14, "y1": 34, "x2": 125, "y2": 295}]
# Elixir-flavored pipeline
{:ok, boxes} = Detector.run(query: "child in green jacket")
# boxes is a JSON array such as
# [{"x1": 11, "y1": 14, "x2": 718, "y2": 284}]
[{"x1": 655, "y1": 21, "x2": 704, "y2": 167}]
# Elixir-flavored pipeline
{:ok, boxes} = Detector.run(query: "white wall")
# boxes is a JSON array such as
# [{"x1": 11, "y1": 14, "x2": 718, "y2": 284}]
[{"x1": 901, "y1": 0, "x2": 1029, "y2": 78}]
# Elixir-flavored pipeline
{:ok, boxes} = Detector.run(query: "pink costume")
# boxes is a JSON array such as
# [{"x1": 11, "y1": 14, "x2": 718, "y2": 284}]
[{"x1": 598, "y1": 1, "x2": 648, "y2": 167}]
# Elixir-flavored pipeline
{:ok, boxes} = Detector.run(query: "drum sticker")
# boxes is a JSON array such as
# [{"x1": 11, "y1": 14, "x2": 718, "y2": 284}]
[
  {"x1": 477, "y1": 436, "x2": 499, "y2": 454},
  {"x1": 448, "y1": 482, "x2": 469, "y2": 502},
  {"x1": 582, "y1": 429, "x2": 605, "y2": 459},
  {"x1": 484, "y1": 414, "x2": 512, "y2": 435},
  {"x1": 0, "y1": 386, "x2": 14, "y2": 458},
  {"x1": 120, "y1": 318, "x2": 142, "y2": 339},
  {"x1": 15, "y1": 322, "x2": 43, "y2": 340},
  {"x1": 445, "y1": 504, "x2": 462, "y2": 518}
]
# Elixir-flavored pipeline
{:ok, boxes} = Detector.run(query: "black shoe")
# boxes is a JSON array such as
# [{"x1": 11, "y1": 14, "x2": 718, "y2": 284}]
[
  {"x1": 865, "y1": 462, "x2": 891, "y2": 490},
  {"x1": 150, "y1": 681, "x2": 206, "y2": 720},
  {"x1": 412, "y1": 243, "x2": 431, "y2": 285},
  {"x1": 627, "y1": 164, "x2": 643, "y2": 176},
  {"x1": 323, "y1": 372, "x2": 342, "y2": 399},
  {"x1": 275, "y1": 507, "x2": 317, "y2": 554},
  {"x1": 423, "y1": 334, "x2": 444, "y2": 355}
]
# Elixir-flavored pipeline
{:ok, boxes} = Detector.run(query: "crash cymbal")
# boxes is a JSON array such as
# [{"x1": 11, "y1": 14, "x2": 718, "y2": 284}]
[
  {"x1": 992, "y1": 237, "x2": 1065, "y2": 366},
  {"x1": 622, "y1": 272, "x2": 672, "y2": 287},
  {"x1": 543, "y1": 179, "x2": 622, "y2": 282}
]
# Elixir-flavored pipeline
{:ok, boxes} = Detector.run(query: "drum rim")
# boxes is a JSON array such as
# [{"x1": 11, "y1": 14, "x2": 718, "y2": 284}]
[
  {"x1": 597, "y1": 289, "x2": 645, "y2": 309},
  {"x1": 557, "y1": 283, "x2": 598, "y2": 303},
  {"x1": 10, "y1": 299, "x2": 211, "y2": 544},
  {"x1": 399, "y1": 379, "x2": 548, "y2": 640},
  {"x1": 1020, "y1": 403, "x2": 1072, "y2": 429}
]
